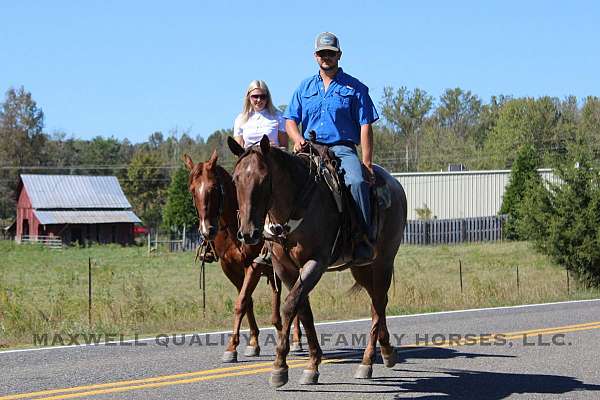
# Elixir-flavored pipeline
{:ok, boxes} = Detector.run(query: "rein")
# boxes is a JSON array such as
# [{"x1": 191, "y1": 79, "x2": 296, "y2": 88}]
[{"x1": 264, "y1": 148, "x2": 318, "y2": 241}]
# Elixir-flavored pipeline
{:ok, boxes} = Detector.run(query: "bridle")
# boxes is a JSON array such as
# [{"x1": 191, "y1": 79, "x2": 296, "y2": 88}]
[{"x1": 193, "y1": 169, "x2": 227, "y2": 263}]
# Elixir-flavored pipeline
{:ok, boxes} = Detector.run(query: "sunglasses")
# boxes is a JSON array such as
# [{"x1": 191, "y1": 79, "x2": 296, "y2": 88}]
[
  {"x1": 316, "y1": 50, "x2": 338, "y2": 58},
  {"x1": 250, "y1": 94, "x2": 267, "y2": 100}
]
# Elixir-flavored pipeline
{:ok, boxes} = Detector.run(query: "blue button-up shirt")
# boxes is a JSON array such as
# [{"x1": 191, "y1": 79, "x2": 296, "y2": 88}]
[{"x1": 284, "y1": 68, "x2": 379, "y2": 145}]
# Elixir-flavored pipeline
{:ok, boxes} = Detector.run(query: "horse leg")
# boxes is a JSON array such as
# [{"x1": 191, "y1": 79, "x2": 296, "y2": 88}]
[
  {"x1": 270, "y1": 259, "x2": 324, "y2": 388},
  {"x1": 268, "y1": 264, "x2": 302, "y2": 352},
  {"x1": 378, "y1": 305, "x2": 396, "y2": 368},
  {"x1": 296, "y1": 297, "x2": 322, "y2": 385},
  {"x1": 241, "y1": 264, "x2": 263, "y2": 357},
  {"x1": 267, "y1": 270, "x2": 283, "y2": 334},
  {"x1": 290, "y1": 315, "x2": 303, "y2": 353},
  {"x1": 351, "y1": 263, "x2": 393, "y2": 379},
  {"x1": 373, "y1": 262, "x2": 395, "y2": 368},
  {"x1": 223, "y1": 263, "x2": 261, "y2": 362}
]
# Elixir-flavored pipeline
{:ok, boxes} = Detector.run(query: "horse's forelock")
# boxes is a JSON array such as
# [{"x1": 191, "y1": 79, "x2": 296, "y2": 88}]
[
  {"x1": 188, "y1": 163, "x2": 204, "y2": 187},
  {"x1": 233, "y1": 145, "x2": 264, "y2": 171}
]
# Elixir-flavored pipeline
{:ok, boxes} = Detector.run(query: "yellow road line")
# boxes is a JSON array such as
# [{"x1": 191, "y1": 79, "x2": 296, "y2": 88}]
[
  {"x1": 3, "y1": 320, "x2": 600, "y2": 399},
  {"x1": 8, "y1": 359, "x2": 345, "y2": 400},
  {"x1": 0, "y1": 359, "x2": 311, "y2": 400}
]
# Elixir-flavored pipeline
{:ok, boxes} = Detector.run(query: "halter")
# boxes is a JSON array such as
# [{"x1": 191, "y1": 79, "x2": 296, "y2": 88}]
[
  {"x1": 194, "y1": 168, "x2": 229, "y2": 262},
  {"x1": 235, "y1": 144, "x2": 317, "y2": 242}
]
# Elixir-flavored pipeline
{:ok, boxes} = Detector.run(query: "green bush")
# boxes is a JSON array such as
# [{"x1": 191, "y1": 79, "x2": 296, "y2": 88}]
[
  {"x1": 520, "y1": 148, "x2": 600, "y2": 286},
  {"x1": 162, "y1": 166, "x2": 197, "y2": 231},
  {"x1": 499, "y1": 143, "x2": 542, "y2": 239}
]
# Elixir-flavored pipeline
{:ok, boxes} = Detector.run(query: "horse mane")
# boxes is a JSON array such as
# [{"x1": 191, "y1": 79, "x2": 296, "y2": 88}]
[
  {"x1": 235, "y1": 145, "x2": 310, "y2": 185},
  {"x1": 188, "y1": 159, "x2": 233, "y2": 187}
]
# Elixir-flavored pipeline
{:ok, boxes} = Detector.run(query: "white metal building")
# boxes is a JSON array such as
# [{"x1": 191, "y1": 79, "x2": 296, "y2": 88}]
[{"x1": 393, "y1": 168, "x2": 558, "y2": 220}]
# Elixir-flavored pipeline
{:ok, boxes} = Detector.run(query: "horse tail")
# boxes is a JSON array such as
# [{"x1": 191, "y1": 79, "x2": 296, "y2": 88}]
[
  {"x1": 346, "y1": 282, "x2": 364, "y2": 296},
  {"x1": 392, "y1": 263, "x2": 396, "y2": 297}
]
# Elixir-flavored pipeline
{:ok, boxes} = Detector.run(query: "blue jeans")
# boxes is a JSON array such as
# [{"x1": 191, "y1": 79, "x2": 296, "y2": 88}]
[{"x1": 329, "y1": 145, "x2": 372, "y2": 240}]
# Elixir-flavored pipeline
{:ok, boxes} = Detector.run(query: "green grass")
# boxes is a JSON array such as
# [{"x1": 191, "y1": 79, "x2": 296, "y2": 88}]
[{"x1": 0, "y1": 240, "x2": 598, "y2": 348}]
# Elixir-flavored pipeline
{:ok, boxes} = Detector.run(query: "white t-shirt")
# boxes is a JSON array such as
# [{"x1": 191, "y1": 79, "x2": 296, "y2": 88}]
[{"x1": 233, "y1": 110, "x2": 285, "y2": 148}]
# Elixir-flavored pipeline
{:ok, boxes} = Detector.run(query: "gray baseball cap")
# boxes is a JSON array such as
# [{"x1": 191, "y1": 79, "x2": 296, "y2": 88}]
[{"x1": 315, "y1": 32, "x2": 340, "y2": 52}]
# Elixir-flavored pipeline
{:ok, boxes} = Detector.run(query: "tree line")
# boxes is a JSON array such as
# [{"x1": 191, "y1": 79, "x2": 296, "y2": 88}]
[{"x1": 1, "y1": 85, "x2": 600, "y2": 230}]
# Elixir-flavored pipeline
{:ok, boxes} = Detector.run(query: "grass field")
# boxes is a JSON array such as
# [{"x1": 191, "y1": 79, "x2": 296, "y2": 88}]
[{"x1": 0, "y1": 240, "x2": 598, "y2": 348}]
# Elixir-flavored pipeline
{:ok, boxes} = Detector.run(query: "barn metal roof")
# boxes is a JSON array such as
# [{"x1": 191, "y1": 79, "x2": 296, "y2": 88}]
[
  {"x1": 21, "y1": 175, "x2": 133, "y2": 209},
  {"x1": 34, "y1": 210, "x2": 141, "y2": 224}
]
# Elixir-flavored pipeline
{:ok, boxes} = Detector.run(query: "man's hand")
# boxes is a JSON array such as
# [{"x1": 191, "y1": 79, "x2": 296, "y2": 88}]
[
  {"x1": 286, "y1": 120, "x2": 307, "y2": 153},
  {"x1": 364, "y1": 161, "x2": 375, "y2": 185},
  {"x1": 293, "y1": 139, "x2": 307, "y2": 152}
]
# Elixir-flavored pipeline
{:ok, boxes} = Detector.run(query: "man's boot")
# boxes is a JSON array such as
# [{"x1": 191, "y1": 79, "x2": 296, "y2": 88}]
[{"x1": 352, "y1": 233, "x2": 376, "y2": 266}]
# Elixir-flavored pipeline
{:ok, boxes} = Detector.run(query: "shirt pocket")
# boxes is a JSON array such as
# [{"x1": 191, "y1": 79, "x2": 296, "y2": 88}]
[
  {"x1": 331, "y1": 86, "x2": 355, "y2": 110},
  {"x1": 302, "y1": 88, "x2": 321, "y2": 114}
]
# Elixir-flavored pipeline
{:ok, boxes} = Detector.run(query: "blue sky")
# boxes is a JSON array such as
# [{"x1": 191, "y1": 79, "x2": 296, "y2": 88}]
[{"x1": 1, "y1": 1, "x2": 598, "y2": 144}]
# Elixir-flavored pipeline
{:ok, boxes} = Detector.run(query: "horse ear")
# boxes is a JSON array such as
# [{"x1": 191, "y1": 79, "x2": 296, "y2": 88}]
[
  {"x1": 227, "y1": 136, "x2": 244, "y2": 157},
  {"x1": 183, "y1": 154, "x2": 194, "y2": 171},
  {"x1": 259, "y1": 134, "x2": 270, "y2": 155},
  {"x1": 207, "y1": 149, "x2": 218, "y2": 168}
]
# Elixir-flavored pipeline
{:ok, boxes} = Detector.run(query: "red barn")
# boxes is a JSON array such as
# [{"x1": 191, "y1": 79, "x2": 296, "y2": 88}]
[{"x1": 16, "y1": 174, "x2": 141, "y2": 245}]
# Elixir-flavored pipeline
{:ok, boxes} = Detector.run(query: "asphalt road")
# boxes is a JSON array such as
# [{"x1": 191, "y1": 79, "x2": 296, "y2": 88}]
[{"x1": 1, "y1": 299, "x2": 599, "y2": 399}]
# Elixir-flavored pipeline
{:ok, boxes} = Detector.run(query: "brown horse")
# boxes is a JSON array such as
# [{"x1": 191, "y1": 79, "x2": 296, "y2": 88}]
[
  {"x1": 184, "y1": 150, "x2": 302, "y2": 363},
  {"x1": 228, "y1": 136, "x2": 407, "y2": 387}
]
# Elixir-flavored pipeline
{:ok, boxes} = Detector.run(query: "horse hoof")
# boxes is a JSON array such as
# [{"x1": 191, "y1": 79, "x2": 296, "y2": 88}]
[
  {"x1": 382, "y1": 348, "x2": 397, "y2": 368},
  {"x1": 354, "y1": 364, "x2": 373, "y2": 379},
  {"x1": 290, "y1": 342, "x2": 303, "y2": 353},
  {"x1": 299, "y1": 369, "x2": 320, "y2": 385},
  {"x1": 269, "y1": 367, "x2": 289, "y2": 388},
  {"x1": 244, "y1": 345, "x2": 261, "y2": 357},
  {"x1": 222, "y1": 350, "x2": 238, "y2": 363}
]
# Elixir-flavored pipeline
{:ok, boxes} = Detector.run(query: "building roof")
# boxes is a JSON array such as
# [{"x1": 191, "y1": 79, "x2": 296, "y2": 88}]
[
  {"x1": 34, "y1": 210, "x2": 141, "y2": 224},
  {"x1": 20, "y1": 175, "x2": 133, "y2": 209}
]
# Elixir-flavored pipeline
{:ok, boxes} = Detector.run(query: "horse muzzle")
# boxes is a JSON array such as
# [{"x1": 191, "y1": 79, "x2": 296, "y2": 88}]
[
  {"x1": 237, "y1": 228, "x2": 262, "y2": 245},
  {"x1": 199, "y1": 224, "x2": 218, "y2": 241}
]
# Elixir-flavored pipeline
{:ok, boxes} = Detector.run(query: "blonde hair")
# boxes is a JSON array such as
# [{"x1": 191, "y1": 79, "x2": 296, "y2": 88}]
[{"x1": 240, "y1": 80, "x2": 278, "y2": 124}]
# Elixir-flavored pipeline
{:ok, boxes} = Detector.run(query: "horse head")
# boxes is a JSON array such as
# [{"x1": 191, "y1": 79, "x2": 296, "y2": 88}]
[
  {"x1": 184, "y1": 150, "x2": 224, "y2": 241},
  {"x1": 228, "y1": 135, "x2": 272, "y2": 245}
]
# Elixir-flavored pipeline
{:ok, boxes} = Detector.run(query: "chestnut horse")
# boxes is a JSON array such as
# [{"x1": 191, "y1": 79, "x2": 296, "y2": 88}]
[
  {"x1": 228, "y1": 136, "x2": 407, "y2": 387},
  {"x1": 184, "y1": 150, "x2": 302, "y2": 363}
]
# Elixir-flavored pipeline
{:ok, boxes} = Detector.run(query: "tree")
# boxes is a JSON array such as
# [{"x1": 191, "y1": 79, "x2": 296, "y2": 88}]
[
  {"x1": 78, "y1": 136, "x2": 123, "y2": 175},
  {"x1": 162, "y1": 166, "x2": 197, "y2": 231},
  {"x1": 0, "y1": 86, "x2": 46, "y2": 218},
  {"x1": 380, "y1": 86, "x2": 433, "y2": 171},
  {"x1": 483, "y1": 97, "x2": 562, "y2": 168},
  {"x1": 435, "y1": 88, "x2": 482, "y2": 141},
  {"x1": 537, "y1": 149, "x2": 600, "y2": 286},
  {"x1": 123, "y1": 150, "x2": 169, "y2": 228},
  {"x1": 578, "y1": 96, "x2": 600, "y2": 153},
  {"x1": 499, "y1": 144, "x2": 542, "y2": 239}
]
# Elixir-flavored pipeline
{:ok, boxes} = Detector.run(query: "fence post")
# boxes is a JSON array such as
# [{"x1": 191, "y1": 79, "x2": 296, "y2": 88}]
[
  {"x1": 88, "y1": 257, "x2": 92, "y2": 326},
  {"x1": 182, "y1": 224, "x2": 186, "y2": 252},
  {"x1": 425, "y1": 221, "x2": 431, "y2": 245},
  {"x1": 459, "y1": 259, "x2": 463, "y2": 294},
  {"x1": 566, "y1": 269, "x2": 570, "y2": 295},
  {"x1": 516, "y1": 265, "x2": 520, "y2": 293},
  {"x1": 147, "y1": 232, "x2": 151, "y2": 256}
]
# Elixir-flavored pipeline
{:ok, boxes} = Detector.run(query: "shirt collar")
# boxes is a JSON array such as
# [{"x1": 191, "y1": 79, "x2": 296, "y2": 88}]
[
  {"x1": 251, "y1": 109, "x2": 268, "y2": 117},
  {"x1": 316, "y1": 67, "x2": 344, "y2": 82}
]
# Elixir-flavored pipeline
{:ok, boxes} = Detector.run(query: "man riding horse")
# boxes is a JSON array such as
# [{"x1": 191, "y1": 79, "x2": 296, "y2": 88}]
[{"x1": 284, "y1": 31, "x2": 378, "y2": 265}]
